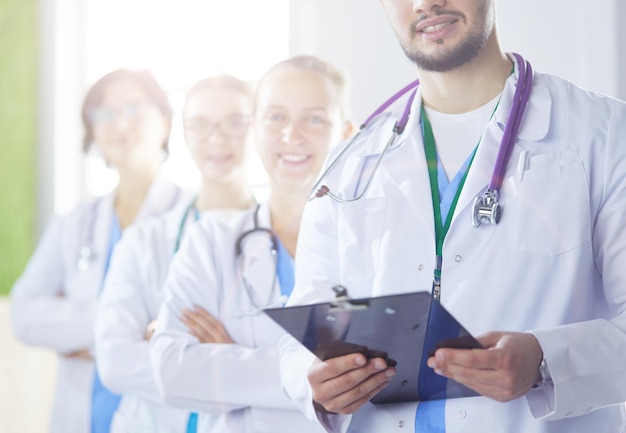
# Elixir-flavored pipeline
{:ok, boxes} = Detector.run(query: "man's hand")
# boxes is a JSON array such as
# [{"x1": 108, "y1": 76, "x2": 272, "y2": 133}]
[
  {"x1": 307, "y1": 353, "x2": 396, "y2": 415},
  {"x1": 427, "y1": 331, "x2": 543, "y2": 402},
  {"x1": 181, "y1": 305, "x2": 234, "y2": 344}
]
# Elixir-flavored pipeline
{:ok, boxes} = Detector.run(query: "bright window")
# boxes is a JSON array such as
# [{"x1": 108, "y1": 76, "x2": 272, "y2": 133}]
[{"x1": 81, "y1": 0, "x2": 290, "y2": 199}]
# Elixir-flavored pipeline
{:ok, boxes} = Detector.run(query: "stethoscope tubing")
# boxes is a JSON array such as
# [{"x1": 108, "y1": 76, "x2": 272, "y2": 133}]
[
  {"x1": 234, "y1": 204, "x2": 282, "y2": 316},
  {"x1": 309, "y1": 85, "x2": 419, "y2": 202},
  {"x1": 361, "y1": 79, "x2": 420, "y2": 128},
  {"x1": 489, "y1": 53, "x2": 533, "y2": 191},
  {"x1": 309, "y1": 53, "x2": 533, "y2": 222}
]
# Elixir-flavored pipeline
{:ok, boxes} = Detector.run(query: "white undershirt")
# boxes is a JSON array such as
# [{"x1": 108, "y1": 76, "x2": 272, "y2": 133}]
[{"x1": 423, "y1": 94, "x2": 501, "y2": 180}]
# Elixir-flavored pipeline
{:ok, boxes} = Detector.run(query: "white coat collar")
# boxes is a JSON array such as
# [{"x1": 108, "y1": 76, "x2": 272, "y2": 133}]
[
  {"x1": 494, "y1": 53, "x2": 552, "y2": 142},
  {"x1": 105, "y1": 173, "x2": 184, "y2": 224},
  {"x1": 136, "y1": 174, "x2": 184, "y2": 220}
]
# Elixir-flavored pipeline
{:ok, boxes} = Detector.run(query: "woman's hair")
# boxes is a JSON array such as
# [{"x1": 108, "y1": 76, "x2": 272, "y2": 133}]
[
  {"x1": 255, "y1": 55, "x2": 352, "y2": 121},
  {"x1": 80, "y1": 69, "x2": 172, "y2": 153},
  {"x1": 184, "y1": 74, "x2": 253, "y2": 106}
]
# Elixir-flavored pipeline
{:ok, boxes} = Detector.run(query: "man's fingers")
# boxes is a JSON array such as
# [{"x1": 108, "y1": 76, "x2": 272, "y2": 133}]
[
  {"x1": 427, "y1": 332, "x2": 544, "y2": 402},
  {"x1": 337, "y1": 376, "x2": 394, "y2": 414},
  {"x1": 308, "y1": 353, "x2": 368, "y2": 386},
  {"x1": 320, "y1": 367, "x2": 395, "y2": 414},
  {"x1": 309, "y1": 356, "x2": 396, "y2": 414}
]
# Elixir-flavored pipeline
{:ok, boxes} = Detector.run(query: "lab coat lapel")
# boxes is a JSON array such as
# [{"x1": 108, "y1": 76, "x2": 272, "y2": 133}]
[
  {"x1": 240, "y1": 204, "x2": 277, "y2": 309},
  {"x1": 78, "y1": 194, "x2": 114, "y2": 297},
  {"x1": 380, "y1": 90, "x2": 436, "y2": 236},
  {"x1": 136, "y1": 175, "x2": 184, "y2": 220},
  {"x1": 453, "y1": 55, "x2": 553, "y2": 227}
]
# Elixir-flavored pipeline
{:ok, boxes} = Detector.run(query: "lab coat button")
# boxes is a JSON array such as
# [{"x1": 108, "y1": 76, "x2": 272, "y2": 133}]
[
  {"x1": 398, "y1": 420, "x2": 405, "y2": 428},
  {"x1": 417, "y1": 264, "x2": 424, "y2": 271},
  {"x1": 458, "y1": 410, "x2": 467, "y2": 419},
  {"x1": 454, "y1": 255, "x2": 462, "y2": 263}
]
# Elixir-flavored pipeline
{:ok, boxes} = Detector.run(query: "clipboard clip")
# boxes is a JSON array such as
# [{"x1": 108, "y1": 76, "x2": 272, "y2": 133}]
[{"x1": 328, "y1": 285, "x2": 369, "y2": 312}]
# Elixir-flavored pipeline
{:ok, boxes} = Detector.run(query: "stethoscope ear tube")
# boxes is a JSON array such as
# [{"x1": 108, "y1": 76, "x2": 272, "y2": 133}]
[
  {"x1": 309, "y1": 85, "x2": 420, "y2": 203},
  {"x1": 308, "y1": 130, "x2": 364, "y2": 202},
  {"x1": 314, "y1": 131, "x2": 399, "y2": 203}
]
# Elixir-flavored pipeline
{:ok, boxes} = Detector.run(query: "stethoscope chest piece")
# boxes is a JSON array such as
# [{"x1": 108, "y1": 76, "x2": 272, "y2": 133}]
[
  {"x1": 472, "y1": 189, "x2": 501, "y2": 228},
  {"x1": 77, "y1": 246, "x2": 94, "y2": 271}
]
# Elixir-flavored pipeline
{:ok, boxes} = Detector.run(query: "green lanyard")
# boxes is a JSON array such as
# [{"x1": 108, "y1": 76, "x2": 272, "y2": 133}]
[
  {"x1": 421, "y1": 68, "x2": 508, "y2": 301},
  {"x1": 421, "y1": 105, "x2": 475, "y2": 301},
  {"x1": 174, "y1": 197, "x2": 200, "y2": 254}
]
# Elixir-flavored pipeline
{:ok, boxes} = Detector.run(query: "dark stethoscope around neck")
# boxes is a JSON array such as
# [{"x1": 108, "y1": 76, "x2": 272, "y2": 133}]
[
  {"x1": 174, "y1": 201, "x2": 284, "y2": 317},
  {"x1": 308, "y1": 53, "x2": 533, "y2": 229},
  {"x1": 234, "y1": 204, "x2": 286, "y2": 317}
]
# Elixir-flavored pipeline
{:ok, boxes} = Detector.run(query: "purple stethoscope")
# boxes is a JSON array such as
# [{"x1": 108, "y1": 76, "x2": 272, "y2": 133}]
[{"x1": 309, "y1": 53, "x2": 533, "y2": 229}]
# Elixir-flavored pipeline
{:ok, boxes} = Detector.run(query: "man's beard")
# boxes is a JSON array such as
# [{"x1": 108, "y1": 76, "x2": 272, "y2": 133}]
[
  {"x1": 401, "y1": 5, "x2": 491, "y2": 73},
  {"x1": 402, "y1": 28, "x2": 489, "y2": 72}
]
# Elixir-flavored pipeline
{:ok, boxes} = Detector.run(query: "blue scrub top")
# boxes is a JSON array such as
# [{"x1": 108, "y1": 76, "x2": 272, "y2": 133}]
[
  {"x1": 91, "y1": 215, "x2": 123, "y2": 433},
  {"x1": 276, "y1": 238, "x2": 295, "y2": 299},
  {"x1": 414, "y1": 151, "x2": 476, "y2": 433}
]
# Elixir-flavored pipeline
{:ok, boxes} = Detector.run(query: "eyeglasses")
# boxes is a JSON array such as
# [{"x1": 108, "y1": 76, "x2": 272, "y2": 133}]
[
  {"x1": 184, "y1": 114, "x2": 251, "y2": 139},
  {"x1": 261, "y1": 109, "x2": 333, "y2": 135},
  {"x1": 89, "y1": 101, "x2": 150, "y2": 125}
]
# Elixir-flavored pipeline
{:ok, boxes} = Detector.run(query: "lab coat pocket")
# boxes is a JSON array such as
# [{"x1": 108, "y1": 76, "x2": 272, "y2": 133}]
[
  {"x1": 506, "y1": 151, "x2": 591, "y2": 256},
  {"x1": 337, "y1": 197, "x2": 387, "y2": 285}
]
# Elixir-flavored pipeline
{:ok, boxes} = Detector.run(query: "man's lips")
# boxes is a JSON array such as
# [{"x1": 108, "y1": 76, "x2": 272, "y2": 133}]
[{"x1": 415, "y1": 16, "x2": 459, "y2": 34}]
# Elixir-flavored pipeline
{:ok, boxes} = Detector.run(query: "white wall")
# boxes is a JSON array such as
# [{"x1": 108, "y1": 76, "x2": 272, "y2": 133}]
[
  {"x1": 289, "y1": 0, "x2": 416, "y2": 123},
  {"x1": 497, "y1": 0, "x2": 620, "y2": 99}
]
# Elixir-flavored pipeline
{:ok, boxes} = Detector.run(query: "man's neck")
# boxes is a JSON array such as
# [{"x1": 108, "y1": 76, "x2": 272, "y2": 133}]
[{"x1": 418, "y1": 45, "x2": 512, "y2": 114}]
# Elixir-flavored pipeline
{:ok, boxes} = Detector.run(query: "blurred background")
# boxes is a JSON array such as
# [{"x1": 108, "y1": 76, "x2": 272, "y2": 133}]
[{"x1": 1, "y1": 0, "x2": 625, "y2": 432}]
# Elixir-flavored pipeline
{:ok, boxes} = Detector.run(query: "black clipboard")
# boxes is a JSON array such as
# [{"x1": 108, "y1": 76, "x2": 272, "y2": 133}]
[{"x1": 264, "y1": 288, "x2": 482, "y2": 404}]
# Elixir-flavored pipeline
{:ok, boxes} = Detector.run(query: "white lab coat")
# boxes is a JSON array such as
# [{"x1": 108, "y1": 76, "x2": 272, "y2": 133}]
[
  {"x1": 11, "y1": 176, "x2": 186, "y2": 433},
  {"x1": 95, "y1": 200, "x2": 250, "y2": 433},
  {"x1": 150, "y1": 203, "x2": 326, "y2": 433},
  {"x1": 94, "y1": 198, "x2": 202, "y2": 433},
  {"x1": 279, "y1": 54, "x2": 626, "y2": 433}
]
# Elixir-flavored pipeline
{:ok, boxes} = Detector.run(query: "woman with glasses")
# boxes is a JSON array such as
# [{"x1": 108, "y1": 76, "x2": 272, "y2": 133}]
[
  {"x1": 10, "y1": 69, "x2": 187, "y2": 433},
  {"x1": 94, "y1": 75, "x2": 256, "y2": 433},
  {"x1": 149, "y1": 55, "x2": 354, "y2": 433}
]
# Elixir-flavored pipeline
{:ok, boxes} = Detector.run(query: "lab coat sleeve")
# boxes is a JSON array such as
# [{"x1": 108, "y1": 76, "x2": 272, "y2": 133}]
[
  {"x1": 11, "y1": 215, "x2": 96, "y2": 353},
  {"x1": 279, "y1": 197, "x2": 352, "y2": 433},
  {"x1": 150, "y1": 222, "x2": 299, "y2": 416},
  {"x1": 525, "y1": 102, "x2": 626, "y2": 420},
  {"x1": 94, "y1": 224, "x2": 162, "y2": 402}
]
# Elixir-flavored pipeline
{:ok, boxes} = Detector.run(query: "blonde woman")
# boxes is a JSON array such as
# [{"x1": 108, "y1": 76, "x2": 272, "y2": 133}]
[{"x1": 150, "y1": 55, "x2": 354, "y2": 433}]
